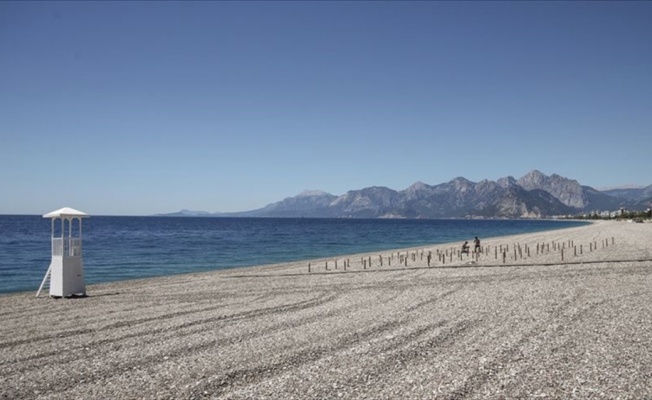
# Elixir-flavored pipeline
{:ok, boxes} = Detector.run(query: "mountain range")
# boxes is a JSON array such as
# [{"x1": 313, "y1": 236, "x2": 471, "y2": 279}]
[{"x1": 161, "y1": 170, "x2": 652, "y2": 219}]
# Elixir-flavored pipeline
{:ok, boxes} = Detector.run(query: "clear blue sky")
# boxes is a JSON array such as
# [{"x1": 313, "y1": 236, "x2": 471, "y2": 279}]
[{"x1": 2, "y1": 1, "x2": 651, "y2": 215}]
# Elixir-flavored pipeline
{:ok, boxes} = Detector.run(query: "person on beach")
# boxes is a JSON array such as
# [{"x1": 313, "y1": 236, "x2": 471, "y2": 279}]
[
  {"x1": 462, "y1": 241, "x2": 470, "y2": 254},
  {"x1": 474, "y1": 236, "x2": 481, "y2": 253}
]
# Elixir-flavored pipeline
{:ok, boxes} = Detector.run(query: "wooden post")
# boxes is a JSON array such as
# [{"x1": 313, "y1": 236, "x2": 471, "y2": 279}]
[
  {"x1": 308, "y1": 262, "x2": 311, "y2": 273},
  {"x1": 580, "y1": 244, "x2": 582, "y2": 255},
  {"x1": 574, "y1": 247, "x2": 577, "y2": 257},
  {"x1": 561, "y1": 248, "x2": 564, "y2": 261},
  {"x1": 326, "y1": 261, "x2": 329, "y2": 271},
  {"x1": 502, "y1": 251, "x2": 506, "y2": 264},
  {"x1": 495, "y1": 247, "x2": 498, "y2": 259}
]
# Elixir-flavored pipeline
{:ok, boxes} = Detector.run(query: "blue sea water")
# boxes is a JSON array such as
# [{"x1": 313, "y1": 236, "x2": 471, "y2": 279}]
[{"x1": 0, "y1": 216, "x2": 588, "y2": 295}]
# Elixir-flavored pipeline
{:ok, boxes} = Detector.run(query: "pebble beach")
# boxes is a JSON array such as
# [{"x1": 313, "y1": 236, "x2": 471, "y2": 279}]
[{"x1": 1, "y1": 220, "x2": 651, "y2": 399}]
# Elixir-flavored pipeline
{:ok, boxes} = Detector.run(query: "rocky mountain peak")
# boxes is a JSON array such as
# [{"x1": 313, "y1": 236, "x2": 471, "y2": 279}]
[
  {"x1": 450, "y1": 177, "x2": 473, "y2": 190},
  {"x1": 497, "y1": 176, "x2": 517, "y2": 188},
  {"x1": 297, "y1": 190, "x2": 332, "y2": 198},
  {"x1": 517, "y1": 171, "x2": 587, "y2": 208},
  {"x1": 519, "y1": 170, "x2": 547, "y2": 186},
  {"x1": 407, "y1": 181, "x2": 428, "y2": 190}
]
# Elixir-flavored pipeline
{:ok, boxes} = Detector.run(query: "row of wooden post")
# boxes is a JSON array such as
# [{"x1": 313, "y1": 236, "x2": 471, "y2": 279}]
[
  {"x1": 307, "y1": 245, "x2": 485, "y2": 272},
  {"x1": 308, "y1": 237, "x2": 616, "y2": 272}
]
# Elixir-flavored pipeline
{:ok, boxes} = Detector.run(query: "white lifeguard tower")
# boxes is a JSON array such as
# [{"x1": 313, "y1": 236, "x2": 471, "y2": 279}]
[{"x1": 37, "y1": 207, "x2": 89, "y2": 298}]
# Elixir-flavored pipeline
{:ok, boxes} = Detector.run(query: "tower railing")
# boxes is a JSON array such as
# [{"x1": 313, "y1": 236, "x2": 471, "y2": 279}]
[{"x1": 51, "y1": 238, "x2": 82, "y2": 257}]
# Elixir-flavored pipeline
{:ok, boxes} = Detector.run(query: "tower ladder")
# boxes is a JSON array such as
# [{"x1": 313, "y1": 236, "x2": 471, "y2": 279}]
[{"x1": 36, "y1": 264, "x2": 52, "y2": 298}]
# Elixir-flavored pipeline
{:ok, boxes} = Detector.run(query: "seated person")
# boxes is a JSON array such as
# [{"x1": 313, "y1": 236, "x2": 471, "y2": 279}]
[{"x1": 462, "y1": 241, "x2": 470, "y2": 254}]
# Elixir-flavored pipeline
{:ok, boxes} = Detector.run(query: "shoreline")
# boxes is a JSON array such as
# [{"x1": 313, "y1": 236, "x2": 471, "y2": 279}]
[
  {"x1": 1, "y1": 219, "x2": 593, "y2": 298},
  {"x1": 1, "y1": 220, "x2": 651, "y2": 399}
]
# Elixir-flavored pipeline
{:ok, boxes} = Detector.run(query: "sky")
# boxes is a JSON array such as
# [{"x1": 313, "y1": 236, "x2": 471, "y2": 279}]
[{"x1": 1, "y1": 1, "x2": 651, "y2": 216}]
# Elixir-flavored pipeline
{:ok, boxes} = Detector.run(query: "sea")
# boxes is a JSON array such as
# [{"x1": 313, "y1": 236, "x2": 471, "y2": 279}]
[{"x1": 0, "y1": 216, "x2": 588, "y2": 295}]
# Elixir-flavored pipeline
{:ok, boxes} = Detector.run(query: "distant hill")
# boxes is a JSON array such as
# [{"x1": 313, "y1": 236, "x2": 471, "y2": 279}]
[
  {"x1": 161, "y1": 171, "x2": 651, "y2": 219},
  {"x1": 601, "y1": 185, "x2": 652, "y2": 202},
  {"x1": 231, "y1": 190, "x2": 339, "y2": 218},
  {"x1": 156, "y1": 209, "x2": 214, "y2": 217}
]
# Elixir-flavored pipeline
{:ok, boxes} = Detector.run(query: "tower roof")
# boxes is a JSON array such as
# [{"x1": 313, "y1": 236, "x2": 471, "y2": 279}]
[{"x1": 43, "y1": 207, "x2": 89, "y2": 218}]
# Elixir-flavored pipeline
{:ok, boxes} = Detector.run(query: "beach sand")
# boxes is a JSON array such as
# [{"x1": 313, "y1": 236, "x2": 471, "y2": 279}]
[{"x1": 1, "y1": 220, "x2": 651, "y2": 399}]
